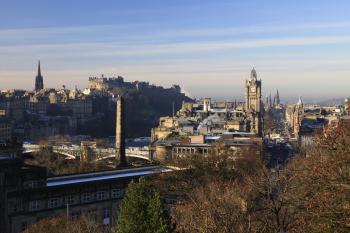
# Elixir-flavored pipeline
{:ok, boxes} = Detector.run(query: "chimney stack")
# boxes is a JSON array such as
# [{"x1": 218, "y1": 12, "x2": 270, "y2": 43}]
[{"x1": 116, "y1": 95, "x2": 127, "y2": 167}]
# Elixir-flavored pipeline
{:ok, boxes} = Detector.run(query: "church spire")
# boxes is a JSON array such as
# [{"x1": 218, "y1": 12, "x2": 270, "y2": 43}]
[
  {"x1": 276, "y1": 89, "x2": 280, "y2": 105},
  {"x1": 35, "y1": 60, "x2": 44, "y2": 91},
  {"x1": 297, "y1": 96, "x2": 303, "y2": 107},
  {"x1": 37, "y1": 60, "x2": 41, "y2": 76}
]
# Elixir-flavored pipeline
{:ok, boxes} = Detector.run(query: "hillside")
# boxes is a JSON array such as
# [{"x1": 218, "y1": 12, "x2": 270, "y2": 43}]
[{"x1": 79, "y1": 84, "x2": 192, "y2": 138}]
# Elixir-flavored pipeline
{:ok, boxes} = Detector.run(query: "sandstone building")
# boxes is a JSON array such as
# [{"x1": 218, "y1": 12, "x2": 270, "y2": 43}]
[
  {"x1": 285, "y1": 97, "x2": 304, "y2": 138},
  {"x1": 150, "y1": 68, "x2": 264, "y2": 160},
  {"x1": 245, "y1": 68, "x2": 263, "y2": 135}
]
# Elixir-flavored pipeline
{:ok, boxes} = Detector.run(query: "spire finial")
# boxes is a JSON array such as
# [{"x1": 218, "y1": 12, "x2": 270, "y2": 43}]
[
  {"x1": 297, "y1": 96, "x2": 303, "y2": 106},
  {"x1": 251, "y1": 67, "x2": 257, "y2": 80},
  {"x1": 38, "y1": 60, "x2": 41, "y2": 76}
]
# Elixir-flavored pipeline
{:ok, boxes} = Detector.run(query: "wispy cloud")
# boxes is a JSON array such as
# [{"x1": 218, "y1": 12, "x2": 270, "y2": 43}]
[
  {"x1": 0, "y1": 24, "x2": 130, "y2": 37},
  {"x1": 1, "y1": 35, "x2": 350, "y2": 58},
  {"x1": 1, "y1": 21, "x2": 350, "y2": 99},
  {"x1": 1, "y1": 21, "x2": 350, "y2": 45},
  {"x1": 83, "y1": 36, "x2": 350, "y2": 56},
  {"x1": 141, "y1": 21, "x2": 350, "y2": 39}
]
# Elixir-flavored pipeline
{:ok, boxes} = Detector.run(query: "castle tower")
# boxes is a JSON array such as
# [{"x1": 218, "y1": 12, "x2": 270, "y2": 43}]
[
  {"x1": 116, "y1": 95, "x2": 127, "y2": 167},
  {"x1": 245, "y1": 68, "x2": 263, "y2": 135},
  {"x1": 35, "y1": 61, "x2": 44, "y2": 91}
]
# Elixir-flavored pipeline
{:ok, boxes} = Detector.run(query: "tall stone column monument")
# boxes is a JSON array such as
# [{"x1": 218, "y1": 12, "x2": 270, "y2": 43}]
[{"x1": 116, "y1": 95, "x2": 127, "y2": 167}]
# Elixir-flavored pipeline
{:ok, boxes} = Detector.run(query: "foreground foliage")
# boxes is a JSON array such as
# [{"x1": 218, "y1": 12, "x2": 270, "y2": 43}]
[
  {"x1": 116, "y1": 177, "x2": 170, "y2": 233},
  {"x1": 26, "y1": 147, "x2": 112, "y2": 175},
  {"x1": 24, "y1": 121, "x2": 350, "y2": 233},
  {"x1": 158, "y1": 120, "x2": 350, "y2": 233},
  {"x1": 24, "y1": 214, "x2": 107, "y2": 233}
]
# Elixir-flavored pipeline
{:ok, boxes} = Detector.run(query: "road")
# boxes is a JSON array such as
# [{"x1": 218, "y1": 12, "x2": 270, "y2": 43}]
[{"x1": 264, "y1": 108, "x2": 294, "y2": 168}]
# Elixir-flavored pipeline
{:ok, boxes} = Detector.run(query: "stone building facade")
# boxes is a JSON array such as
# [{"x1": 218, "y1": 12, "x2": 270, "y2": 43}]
[
  {"x1": 0, "y1": 63, "x2": 93, "y2": 142},
  {"x1": 150, "y1": 68, "x2": 264, "y2": 161},
  {"x1": 285, "y1": 97, "x2": 304, "y2": 137},
  {"x1": 0, "y1": 156, "x2": 170, "y2": 233},
  {"x1": 0, "y1": 118, "x2": 12, "y2": 142},
  {"x1": 344, "y1": 98, "x2": 350, "y2": 115}
]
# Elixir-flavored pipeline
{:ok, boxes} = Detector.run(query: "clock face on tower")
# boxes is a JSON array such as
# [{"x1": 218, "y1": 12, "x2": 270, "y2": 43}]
[{"x1": 250, "y1": 86, "x2": 256, "y2": 93}]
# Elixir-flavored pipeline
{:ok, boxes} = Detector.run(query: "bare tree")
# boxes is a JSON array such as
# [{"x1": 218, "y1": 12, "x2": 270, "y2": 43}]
[
  {"x1": 174, "y1": 181, "x2": 251, "y2": 233},
  {"x1": 24, "y1": 213, "x2": 109, "y2": 233}
]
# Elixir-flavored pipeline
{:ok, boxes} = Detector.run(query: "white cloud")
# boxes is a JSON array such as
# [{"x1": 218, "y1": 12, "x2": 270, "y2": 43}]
[
  {"x1": 1, "y1": 21, "x2": 350, "y2": 99},
  {"x1": 1, "y1": 35, "x2": 350, "y2": 59},
  {"x1": 1, "y1": 21, "x2": 350, "y2": 41}
]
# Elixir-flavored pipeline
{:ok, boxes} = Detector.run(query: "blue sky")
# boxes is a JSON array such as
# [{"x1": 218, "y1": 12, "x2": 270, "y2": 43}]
[{"x1": 1, "y1": 0, "x2": 350, "y2": 101}]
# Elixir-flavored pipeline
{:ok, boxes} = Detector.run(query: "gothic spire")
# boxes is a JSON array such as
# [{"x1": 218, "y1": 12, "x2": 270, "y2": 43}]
[
  {"x1": 276, "y1": 89, "x2": 280, "y2": 105},
  {"x1": 251, "y1": 68, "x2": 257, "y2": 80},
  {"x1": 297, "y1": 96, "x2": 303, "y2": 107},
  {"x1": 37, "y1": 60, "x2": 41, "y2": 76},
  {"x1": 35, "y1": 60, "x2": 44, "y2": 91}
]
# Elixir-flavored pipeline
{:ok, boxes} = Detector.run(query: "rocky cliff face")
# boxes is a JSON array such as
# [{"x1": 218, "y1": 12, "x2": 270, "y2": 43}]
[{"x1": 78, "y1": 84, "x2": 193, "y2": 138}]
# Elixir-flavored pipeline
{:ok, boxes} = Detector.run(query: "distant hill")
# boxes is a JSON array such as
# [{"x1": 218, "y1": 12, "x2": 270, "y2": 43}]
[{"x1": 314, "y1": 98, "x2": 344, "y2": 106}]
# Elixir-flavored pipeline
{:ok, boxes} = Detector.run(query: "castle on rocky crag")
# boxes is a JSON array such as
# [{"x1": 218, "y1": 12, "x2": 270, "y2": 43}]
[{"x1": 88, "y1": 75, "x2": 182, "y2": 94}]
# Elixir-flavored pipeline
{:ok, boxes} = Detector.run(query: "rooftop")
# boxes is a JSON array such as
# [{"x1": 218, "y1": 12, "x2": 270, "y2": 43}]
[{"x1": 47, "y1": 166, "x2": 173, "y2": 187}]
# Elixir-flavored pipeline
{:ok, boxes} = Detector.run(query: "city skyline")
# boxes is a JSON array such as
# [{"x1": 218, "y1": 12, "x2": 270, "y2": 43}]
[{"x1": 1, "y1": 0, "x2": 350, "y2": 101}]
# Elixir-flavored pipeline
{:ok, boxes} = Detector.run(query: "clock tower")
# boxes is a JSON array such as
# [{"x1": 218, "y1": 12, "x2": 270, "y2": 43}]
[
  {"x1": 245, "y1": 68, "x2": 263, "y2": 135},
  {"x1": 245, "y1": 68, "x2": 262, "y2": 112}
]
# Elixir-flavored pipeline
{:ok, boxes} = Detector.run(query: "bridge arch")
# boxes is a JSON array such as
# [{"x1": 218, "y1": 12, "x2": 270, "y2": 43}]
[
  {"x1": 22, "y1": 145, "x2": 151, "y2": 161},
  {"x1": 22, "y1": 148, "x2": 76, "y2": 159},
  {"x1": 95, "y1": 154, "x2": 151, "y2": 161}
]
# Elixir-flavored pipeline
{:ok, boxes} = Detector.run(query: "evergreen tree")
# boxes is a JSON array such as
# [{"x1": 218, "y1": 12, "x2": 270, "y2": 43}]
[{"x1": 116, "y1": 177, "x2": 169, "y2": 233}]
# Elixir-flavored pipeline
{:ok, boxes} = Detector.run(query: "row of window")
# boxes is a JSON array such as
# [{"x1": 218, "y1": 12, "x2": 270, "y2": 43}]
[
  {"x1": 68, "y1": 208, "x2": 112, "y2": 223},
  {"x1": 29, "y1": 189, "x2": 124, "y2": 211}
]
